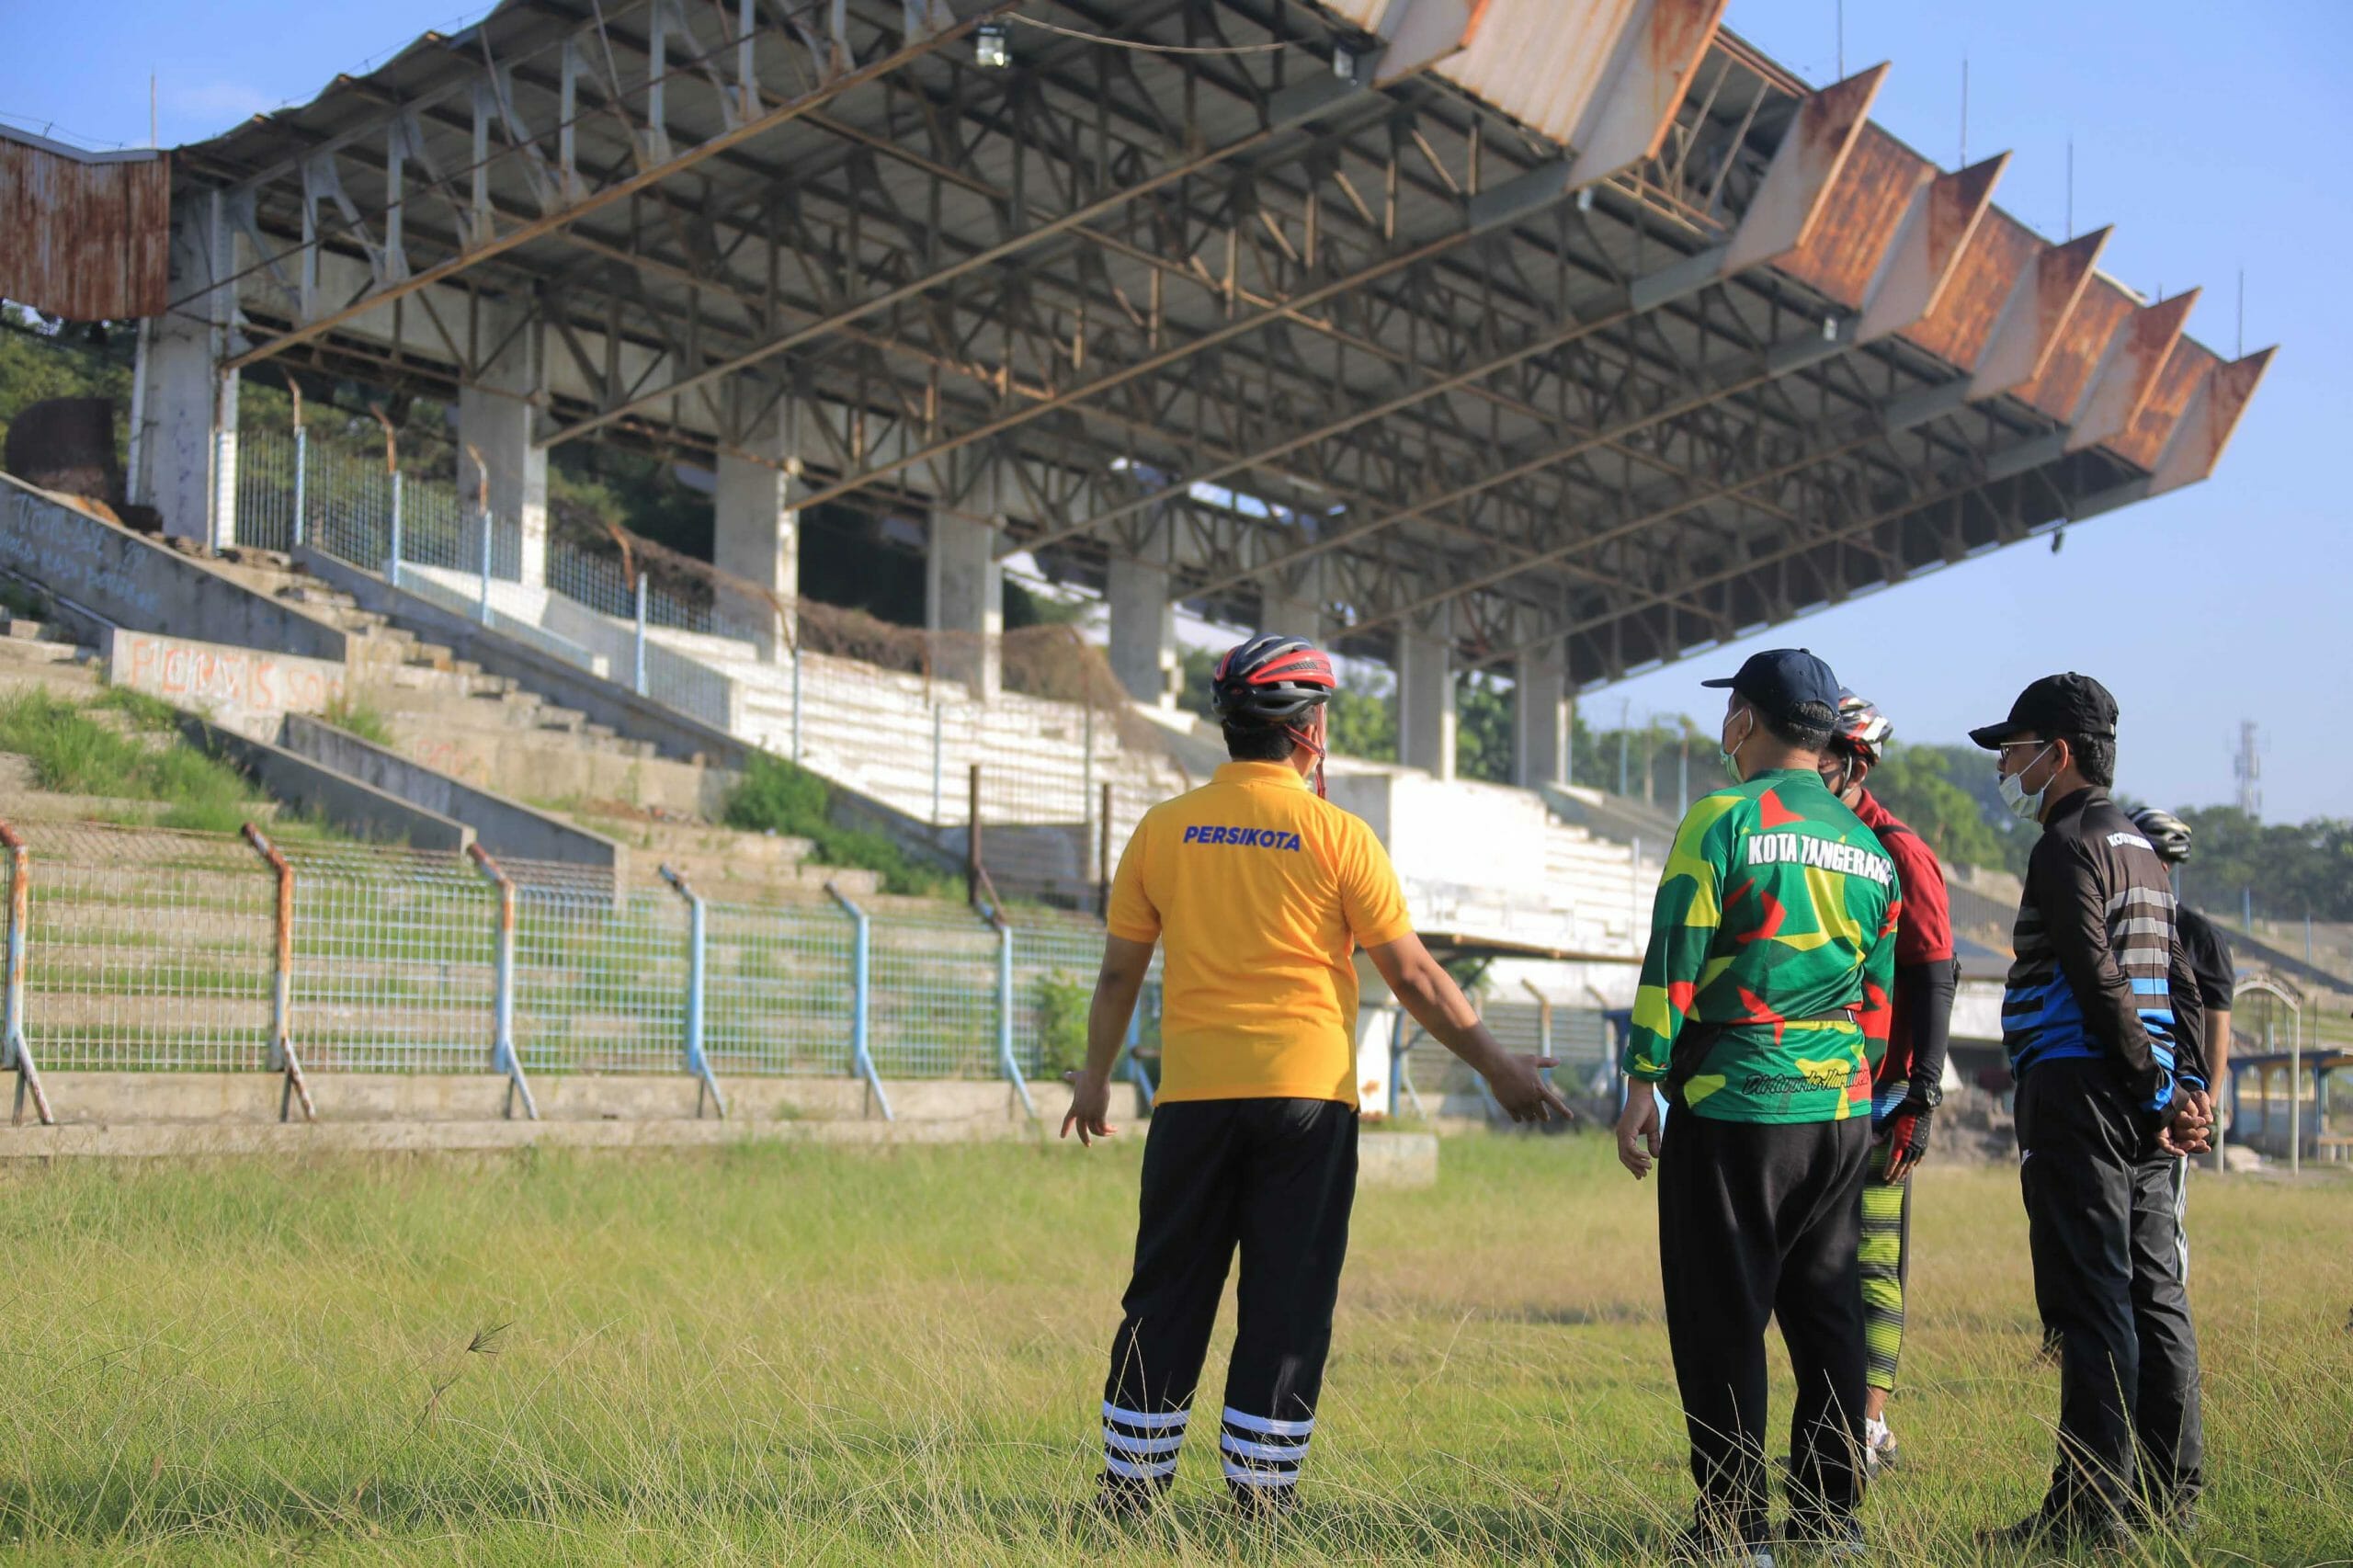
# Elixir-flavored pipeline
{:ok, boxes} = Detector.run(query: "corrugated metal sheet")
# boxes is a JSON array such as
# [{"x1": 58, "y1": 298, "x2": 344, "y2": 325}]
[
  {"x1": 1776, "y1": 125, "x2": 1931, "y2": 311},
  {"x1": 0, "y1": 130, "x2": 170, "y2": 320},
  {"x1": 1901, "y1": 210, "x2": 2039, "y2": 373},
  {"x1": 2106, "y1": 338, "x2": 2218, "y2": 472},
  {"x1": 1722, "y1": 65, "x2": 1883, "y2": 273},
  {"x1": 2018, "y1": 275, "x2": 2136, "y2": 422}
]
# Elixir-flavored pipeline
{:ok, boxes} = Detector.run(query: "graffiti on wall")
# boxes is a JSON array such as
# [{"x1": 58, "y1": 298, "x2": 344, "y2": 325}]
[{"x1": 105, "y1": 629, "x2": 346, "y2": 740}]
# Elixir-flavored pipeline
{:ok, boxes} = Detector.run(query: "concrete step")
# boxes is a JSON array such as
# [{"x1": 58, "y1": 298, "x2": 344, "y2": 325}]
[{"x1": 0, "y1": 634, "x2": 89, "y2": 668}]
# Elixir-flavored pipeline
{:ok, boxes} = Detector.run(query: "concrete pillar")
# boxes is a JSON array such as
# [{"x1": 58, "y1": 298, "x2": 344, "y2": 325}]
[
  {"x1": 1396, "y1": 628, "x2": 1455, "y2": 780},
  {"x1": 1513, "y1": 652, "x2": 1571, "y2": 791},
  {"x1": 1107, "y1": 555, "x2": 1176, "y2": 706},
  {"x1": 926, "y1": 511, "x2": 1002, "y2": 698},
  {"x1": 713, "y1": 422, "x2": 801, "y2": 661},
  {"x1": 458, "y1": 303, "x2": 548, "y2": 586},
  {"x1": 136, "y1": 194, "x2": 237, "y2": 548},
  {"x1": 1257, "y1": 562, "x2": 1327, "y2": 644}
]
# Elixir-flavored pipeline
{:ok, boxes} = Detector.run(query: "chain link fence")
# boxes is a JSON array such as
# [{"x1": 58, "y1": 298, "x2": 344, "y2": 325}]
[{"x1": 0, "y1": 821, "x2": 1157, "y2": 1094}]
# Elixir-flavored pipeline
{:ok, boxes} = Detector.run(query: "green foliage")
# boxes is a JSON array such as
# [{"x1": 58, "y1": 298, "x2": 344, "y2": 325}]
[
  {"x1": 722, "y1": 752, "x2": 952, "y2": 897},
  {"x1": 0, "y1": 577, "x2": 51, "y2": 621},
  {"x1": 1033, "y1": 971, "x2": 1092, "y2": 1078},
  {"x1": 0, "y1": 687, "x2": 315, "y2": 835},
  {"x1": 1866, "y1": 744, "x2": 2020, "y2": 872},
  {"x1": 0, "y1": 305, "x2": 134, "y2": 464},
  {"x1": 1454, "y1": 670, "x2": 1512, "y2": 784},
  {"x1": 322, "y1": 691, "x2": 398, "y2": 748},
  {"x1": 2175, "y1": 806, "x2": 2353, "y2": 923}
]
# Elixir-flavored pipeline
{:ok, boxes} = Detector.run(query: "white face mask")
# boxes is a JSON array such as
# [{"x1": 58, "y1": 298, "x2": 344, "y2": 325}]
[
  {"x1": 1997, "y1": 741, "x2": 2057, "y2": 821},
  {"x1": 1719, "y1": 709, "x2": 1756, "y2": 783}
]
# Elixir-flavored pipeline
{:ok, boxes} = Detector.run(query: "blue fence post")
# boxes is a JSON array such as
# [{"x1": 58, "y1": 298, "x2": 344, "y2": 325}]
[
  {"x1": 824, "y1": 881, "x2": 892, "y2": 1121},
  {"x1": 658, "y1": 864, "x2": 727, "y2": 1119},
  {"x1": 290, "y1": 424, "x2": 308, "y2": 549},
  {"x1": 632, "y1": 572, "x2": 650, "y2": 697},
  {"x1": 466, "y1": 845, "x2": 540, "y2": 1120},
  {"x1": 477, "y1": 509, "x2": 494, "y2": 624},
  {"x1": 975, "y1": 900, "x2": 1036, "y2": 1119},
  {"x1": 1123, "y1": 998, "x2": 1154, "y2": 1111},
  {"x1": 387, "y1": 472, "x2": 404, "y2": 588},
  {"x1": 0, "y1": 823, "x2": 54, "y2": 1127}
]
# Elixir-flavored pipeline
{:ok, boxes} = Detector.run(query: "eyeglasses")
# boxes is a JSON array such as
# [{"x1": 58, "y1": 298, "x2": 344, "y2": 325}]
[{"x1": 1994, "y1": 739, "x2": 2050, "y2": 754}]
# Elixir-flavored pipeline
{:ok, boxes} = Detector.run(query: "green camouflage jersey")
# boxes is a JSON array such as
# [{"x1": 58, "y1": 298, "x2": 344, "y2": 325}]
[{"x1": 1620, "y1": 768, "x2": 1902, "y2": 1124}]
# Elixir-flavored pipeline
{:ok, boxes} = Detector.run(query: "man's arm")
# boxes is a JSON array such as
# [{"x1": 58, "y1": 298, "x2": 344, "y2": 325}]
[
  {"x1": 1061, "y1": 935, "x2": 1156, "y2": 1145},
  {"x1": 1363, "y1": 935, "x2": 1571, "y2": 1124},
  {"x1": 2160, "y1": 934, "x2": 2212, "y2": 1156},
  {"x1": 1615, "y1": 796, "x2": 1738, "y2": 1177},
  {"x1": 2035, "y1": 836, "x2": 2169, "y2": 1109}
]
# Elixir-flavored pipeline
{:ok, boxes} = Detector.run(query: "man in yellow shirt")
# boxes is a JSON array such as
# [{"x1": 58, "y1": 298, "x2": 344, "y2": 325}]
[{"x1": 1063, "y1": 632, "x2": 1569, "y2": 1517}]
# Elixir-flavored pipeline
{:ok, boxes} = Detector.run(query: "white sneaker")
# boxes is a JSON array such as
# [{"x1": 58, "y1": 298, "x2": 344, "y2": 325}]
[{"x1": 1863, "y1": 1416, "x2": 1901, "y2": 1478}]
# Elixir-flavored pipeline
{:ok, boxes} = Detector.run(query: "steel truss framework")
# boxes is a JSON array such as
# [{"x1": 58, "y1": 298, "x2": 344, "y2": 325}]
[{"x1": 171, "y1": 0, "x2": 2267, "y2": 690}]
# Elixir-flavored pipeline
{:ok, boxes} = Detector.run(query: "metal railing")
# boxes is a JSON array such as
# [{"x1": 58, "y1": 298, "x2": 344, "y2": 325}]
[{"x1": 0, "y1": 821, "x2": 1155, "y2": 1118}]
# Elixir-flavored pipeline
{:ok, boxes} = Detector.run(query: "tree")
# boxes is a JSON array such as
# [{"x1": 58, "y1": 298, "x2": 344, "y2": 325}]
[
  {"x1": 1454, "y1": 670, "x2": 1512, "y2": 783},
  {"x1": 1867, "y1": 744, "x2": 2018, "y2": 871}
]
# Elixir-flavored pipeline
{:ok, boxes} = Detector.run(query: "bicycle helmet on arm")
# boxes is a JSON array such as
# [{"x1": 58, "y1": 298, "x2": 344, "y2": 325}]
[{"x1": 1210, "y1": 632, "x2": 1338, "y2": 796}]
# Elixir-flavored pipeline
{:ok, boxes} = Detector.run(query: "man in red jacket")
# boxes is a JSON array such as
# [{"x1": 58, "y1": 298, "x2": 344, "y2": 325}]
[{"x1": 1817, "y1": 692, "x2": 1957, "y2": 1476}]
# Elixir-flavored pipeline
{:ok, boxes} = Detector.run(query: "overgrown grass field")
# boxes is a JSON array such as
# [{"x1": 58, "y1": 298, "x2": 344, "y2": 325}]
[{"x1": 3, "y1": 1136, "x2": 2347, "y2": 1564}]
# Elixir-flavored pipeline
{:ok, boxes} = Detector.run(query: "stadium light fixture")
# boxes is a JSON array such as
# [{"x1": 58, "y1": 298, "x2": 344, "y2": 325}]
[{"x1": 974, "y1": 21, "x2": 1010, "y2": 68}]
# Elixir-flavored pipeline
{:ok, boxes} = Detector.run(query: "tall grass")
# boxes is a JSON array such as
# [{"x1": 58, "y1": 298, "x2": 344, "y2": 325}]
[
  {"x1": 0, "y1": 1138, "x2": 2344, "y2": 1563},
  {"x1": 0, "y1": 687, "x2": 337, "y2": 838}
]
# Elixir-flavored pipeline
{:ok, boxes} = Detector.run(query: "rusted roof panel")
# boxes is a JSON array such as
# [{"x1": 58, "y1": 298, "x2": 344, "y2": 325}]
[
  {"x1": 1722, "y1": 65, "x2": 1885, "y2": 272},
  {"x1": 2151, "y1": 348, "x2": 2274, "y2": 494},
  {"x1": 1899, "y1": 209, "x2": 2039, "y2": 372},
  {"x1": 0, "y1": 130, "x2": 170, "y2": 320},
  {"x1": 1857, "y1": 153, "x2": 2004, "y2": 343},
  {"x1": 1776, "y1": 125, "x2": 1931, "y2": 311},
  {"x1": 2018, "y1": 274, "x2": 2136, "y2": 422},
  {"x1": 2106, "y1": 338, "x2": 2218, "y2": 472},
  {"x1": 1970, "y1": 228, "x2": 2106, "y2": 399},
  {"x1": 2068, "y1": 290, "x2": 2196, "y2": 452}
]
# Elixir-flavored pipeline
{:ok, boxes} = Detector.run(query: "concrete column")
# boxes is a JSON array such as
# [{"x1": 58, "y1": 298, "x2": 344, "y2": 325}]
[
  {"x1": 458, "y1": 303, "x2": 548, "y2": 586},
  {"x1": 1107, "y1": 555, "x2": 1176, "y2": 706},
  {"x1": 1396, "y1": 628, "x2": 1455, "y2": 780},
  {"x1": 1257, "y1": 562, "x2": 1327, "y2": 644},
  {"x1": 713, "y1": 422, "x2": 801, "y2": 661},
  {"x1": 926, "y1": 512, "x2": 1002, "y2": 698},
  {"x1": 1513, "y1": 652, "x2": 1571, "y2": 791},
  {"x1": 136, "y1": 194, "x2": 238, "y2": 548}
]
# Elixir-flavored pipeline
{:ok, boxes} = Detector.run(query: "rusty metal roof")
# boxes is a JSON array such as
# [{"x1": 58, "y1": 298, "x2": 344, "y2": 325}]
[
  {"x1": 121, "y1": 0, "x2": 2264, "y2": 688},
  {"x1": 0, "y1": 127, "x2": 169, "y2": 320}
]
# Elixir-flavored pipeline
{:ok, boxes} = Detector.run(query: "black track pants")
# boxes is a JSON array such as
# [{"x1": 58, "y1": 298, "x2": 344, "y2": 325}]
[
  {"x1": 2017, "y1": 1059, "x2": 2204, "y2": 1523},
  {"x1": 1657, "y1": 1108, "x2": 1873, "y2": 1544},
  {"x1": 1098, "y1": 1097, "x2": 1357, "y2": 1498}
]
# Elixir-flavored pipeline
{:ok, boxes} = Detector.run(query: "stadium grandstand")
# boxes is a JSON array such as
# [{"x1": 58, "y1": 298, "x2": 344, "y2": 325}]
[{"x1": 0, "y1": 0, "x2": 2270, "y2": 1119}]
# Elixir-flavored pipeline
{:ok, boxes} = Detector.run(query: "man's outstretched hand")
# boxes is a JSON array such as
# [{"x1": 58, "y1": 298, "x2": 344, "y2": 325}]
[
  {"x1": 1488, "y1": 1053, "x2": 1574, "y2": 1124},
  {"x1": 1616, "y1": 1087, "x2": 1662, "y2": 1179},
  {"x1": 1061, "y1": 1067, "x2": 1117, "y2": 1146}
]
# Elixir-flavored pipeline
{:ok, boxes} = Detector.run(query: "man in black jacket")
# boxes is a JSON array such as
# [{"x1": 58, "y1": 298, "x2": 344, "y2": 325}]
[{"x1": 1970, "y1": 674, "x2": 2213, "y2": 1545}]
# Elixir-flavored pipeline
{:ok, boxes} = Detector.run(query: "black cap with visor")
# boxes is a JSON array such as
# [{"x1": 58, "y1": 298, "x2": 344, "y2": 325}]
[{"x1": 1968, "y1": 672, "x2": 2119, "y2": 750}]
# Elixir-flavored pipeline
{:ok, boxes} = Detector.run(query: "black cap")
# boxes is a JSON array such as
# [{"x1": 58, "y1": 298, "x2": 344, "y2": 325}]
[
  {"x1": 1968, "y1": 672, "x2": 2119, "y2": 750},
  {"x1": 1700, "y1": 648, "x2": 1841, "y2": 725}
]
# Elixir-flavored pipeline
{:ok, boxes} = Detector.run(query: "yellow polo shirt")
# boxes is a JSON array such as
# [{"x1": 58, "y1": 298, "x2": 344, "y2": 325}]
[{"x1": 1107, "y1": 761, "x2": 1414, "y2": 1106}]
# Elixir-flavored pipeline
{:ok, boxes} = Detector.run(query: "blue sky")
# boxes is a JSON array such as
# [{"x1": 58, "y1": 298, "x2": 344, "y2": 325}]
[{"x1": 3, "y1": 1, "x2": 2341, "y2": 819}]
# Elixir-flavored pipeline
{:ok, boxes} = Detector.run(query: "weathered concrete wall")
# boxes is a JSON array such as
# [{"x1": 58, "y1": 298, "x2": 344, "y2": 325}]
[
  {"x1": 296, "y1": 542, "x2": 745, "y2": 767},
  {"x1": 280, "y1": 713, "x2": 625, "y2": 875},
  {"x1": 105, "y1": 626, "x2": 346, "y2": 740},
  {"x1": 177, "y1": 712, "x2": 473, "y2": 852},
  {"x1": 0, "y1": 473, "x2": 347, "y2": 659}
]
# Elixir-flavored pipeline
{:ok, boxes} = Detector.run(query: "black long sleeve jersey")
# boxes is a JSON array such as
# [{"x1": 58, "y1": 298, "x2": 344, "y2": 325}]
[{"x1": 2002, "y1": 788, "x2": 2209, "y2": 1112}]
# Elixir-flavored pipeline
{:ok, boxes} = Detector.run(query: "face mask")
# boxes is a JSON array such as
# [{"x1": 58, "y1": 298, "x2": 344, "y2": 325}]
[
  {"x1": 1997, "y1": 742, "x2": 2056, "y2": 821},
  {"x1": 1719, "y1": 709, "x2": 1755, "y2": 783}
]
